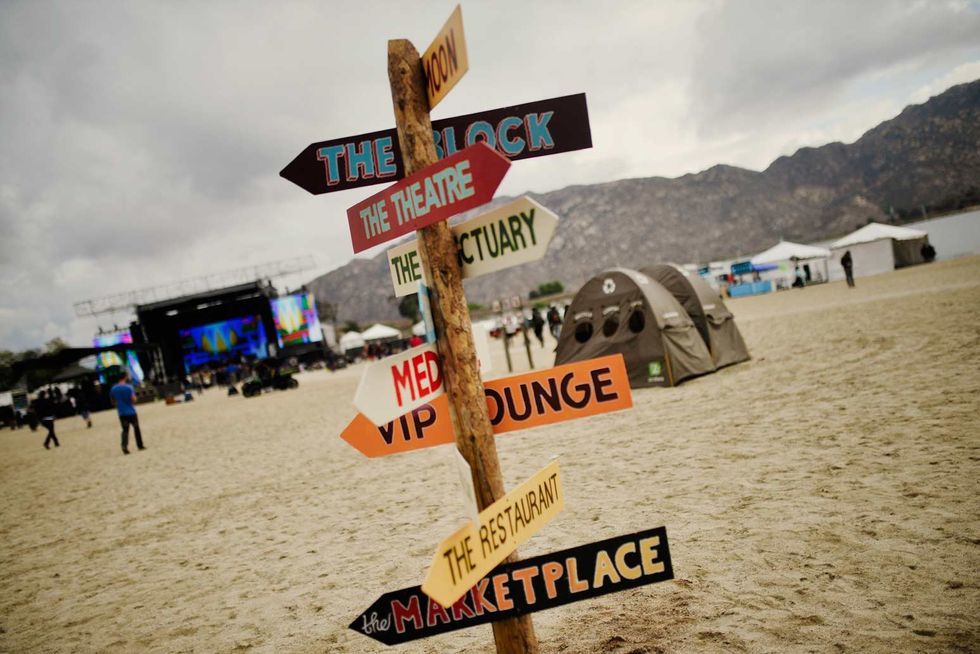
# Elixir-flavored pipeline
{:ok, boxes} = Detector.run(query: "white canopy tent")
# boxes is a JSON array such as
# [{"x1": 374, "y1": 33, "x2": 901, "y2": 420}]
[
  {"x1": 829, "y1": 222, "x2": 930, "y2": 281},
  {"x1": 751, "y1": 241, "x2": 831, "y2": 264},
  {"x1": 751, "y1": 240, "x2": 831, "y2": 287},
  {"x1": 830, "y1": 222, "x2": 926, "y2": 248},
  {"x1": 360, "y1": 323, "x2": 402, "y2": 342},
  {"x1": 339, "y1": 330, "x2": 365, "y2": 351}
]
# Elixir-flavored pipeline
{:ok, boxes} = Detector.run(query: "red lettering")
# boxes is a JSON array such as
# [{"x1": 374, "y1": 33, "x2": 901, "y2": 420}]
[
  {"x1": 392, "y1": 360, "x2": 415, "y2": 406},
  {"x1": 424, "y1": 350, "x2": 442, "y2": 393},
  {"x1": 425, "y1": 597, "x2": 451, "y2": 626},
  {"x1": 450, "y1": 594, "x2": 476, "y2": 620},
  {"x1": 392, "y1": 595, "x2": 423, "y2": 634},
  {"x1": 412, "y1": 353, "x2": 429, "y2": 396},
  {"x1": 472, "y1": 579, "x2": 497, "y2": 614}
]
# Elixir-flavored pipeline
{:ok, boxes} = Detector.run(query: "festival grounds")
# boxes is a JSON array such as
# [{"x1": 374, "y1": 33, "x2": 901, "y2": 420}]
[{"x1": 1, "y1": 256, "x2": 978, "y2": 653}]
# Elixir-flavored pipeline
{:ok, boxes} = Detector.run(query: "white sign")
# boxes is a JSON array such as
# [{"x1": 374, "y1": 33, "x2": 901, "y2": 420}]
[
  {"x1": 353, "y1": 343, "x2": 444, "y2": 426},
  {"x1": 386, "y1": 196, "x2": 559, "y2": 297}
]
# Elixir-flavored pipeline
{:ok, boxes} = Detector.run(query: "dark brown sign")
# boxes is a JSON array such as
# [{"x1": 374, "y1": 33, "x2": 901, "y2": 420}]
[
  {"x1": 280, "y1": 93, "x2": 592, "y2": 195},
  {"x1": 349, "y1": 526, "x2": 673, "y2": 646}
]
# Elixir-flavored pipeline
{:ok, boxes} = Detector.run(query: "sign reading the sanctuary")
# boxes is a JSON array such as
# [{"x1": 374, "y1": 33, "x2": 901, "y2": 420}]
[
  {"x1": 351, "y1": 526, "x2": 674, "y2": 645},
  {"x1": 280, "y1": 94, "x2": 592, "y2": 195},
  {"x1": 346, "y1": 142, "x2": 509, "y2": 253}
]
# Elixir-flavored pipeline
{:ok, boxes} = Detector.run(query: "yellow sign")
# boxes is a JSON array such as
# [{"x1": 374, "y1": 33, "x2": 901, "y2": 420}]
[
  {"x1": 422, "y1": 5, "x2": 468, "y2": 109},
  {"x1": 421, "y1": 458, "x2": 563, "y2": 608}
]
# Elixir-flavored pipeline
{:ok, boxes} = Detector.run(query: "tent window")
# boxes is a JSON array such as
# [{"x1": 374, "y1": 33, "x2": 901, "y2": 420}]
[
  {"x1": 574, "y1": 321, "x2": 593, "y2": 343},
  {"x1": 628, "y1": 309, "x2": 645, "y2": 333},
  {"x1": 602, "y1": 315, "x2": 619, "y2": 337}
]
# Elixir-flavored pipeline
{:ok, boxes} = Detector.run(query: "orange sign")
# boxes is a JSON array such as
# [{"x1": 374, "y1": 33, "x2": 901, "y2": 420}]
[
  {"x1": 340, "y1": 354, "x2": 632, "y2": 457},
  {"x1": 422, "y1": 5, "x2": 468, "y2": 109}
]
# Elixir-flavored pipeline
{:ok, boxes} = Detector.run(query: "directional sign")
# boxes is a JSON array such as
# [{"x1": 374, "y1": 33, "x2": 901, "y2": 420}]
[
  {"x1": 387, "y1": 197, "x2": 559, "y2": 297},
  {"x1": 354, "y1": 342, "x2": 444, "y2": 426},
  {"x1": 280, "y1": 93, "x2": 592, "y2": 195},
  {"x1": 340, "y1": 354, "x2": 632, "y2": 457},
  {"x1": 350, "y1": 526, "x2": 674, "y2": 645},
  {"x1": 421, "y1": 458, "x2": 563, "y2": 609},
  {"x1": 423, "y1": 5, "x2": 468, "y2": 109},
  {"x1": 346, "y1": 142, "x2": 510, "y2": 253}
]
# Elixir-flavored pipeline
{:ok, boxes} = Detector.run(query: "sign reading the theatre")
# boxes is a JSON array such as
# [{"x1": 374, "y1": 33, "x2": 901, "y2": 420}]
[
  {"x1": 387, "y1": 196, "x2": 559, "y2": 297},
  {"x1": 350, "y1": 526, "x2": 674, "y2": 645},
  {"x1": 346, "y1": 142, "x2": 509, "y2": 253},
  {"x1": 340, "y1": 354, "x2": 633, "y2": 457},
  {"x1": 280, "y1": 93, "x2": 592, "y2": 195}
]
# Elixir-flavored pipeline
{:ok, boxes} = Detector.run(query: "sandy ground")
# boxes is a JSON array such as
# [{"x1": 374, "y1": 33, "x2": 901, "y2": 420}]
[{"x1": 1, "y1": 256, "x2": 978, "y2": 654}]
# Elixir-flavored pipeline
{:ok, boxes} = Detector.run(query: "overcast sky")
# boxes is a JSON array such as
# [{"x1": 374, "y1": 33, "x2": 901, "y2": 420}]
[{"x1": 1, "y1": 0, "x2": 978, "y2": 351}]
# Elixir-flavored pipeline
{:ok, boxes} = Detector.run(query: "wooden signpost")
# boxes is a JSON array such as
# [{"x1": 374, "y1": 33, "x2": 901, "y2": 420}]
[
  {"x1": 421, "y1": 458, "x2": 563, "y2": 609},
  {"x1": 351, "y1": 527, "x2": 673, "y2": 646},
  {"x1": 346, "y1": 142, "x2": 510, "y2": 253},
  {"x1": 387, "y1": 196, "x2": 559, "y2": 297},
  {"x1": 340, "y1": 354, "x2": 633, "y2": 457}
]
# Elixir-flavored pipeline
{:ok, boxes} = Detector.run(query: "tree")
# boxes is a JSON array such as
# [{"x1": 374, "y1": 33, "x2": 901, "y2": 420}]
[{"x1": 398, "y1": 294, "x2": 420, "y2": 323}]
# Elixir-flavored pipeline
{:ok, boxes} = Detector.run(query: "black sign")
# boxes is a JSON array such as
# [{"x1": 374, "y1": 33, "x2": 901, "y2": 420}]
[
  {"x1": 730, "y1": 260, "x2": 753, "y2": 276},
  {"x1": 281, "y1": 93, "x2": 592, "y2": 195},
  {"x1": 349, "y1": 526, "x2": 673, "y2": 646}
]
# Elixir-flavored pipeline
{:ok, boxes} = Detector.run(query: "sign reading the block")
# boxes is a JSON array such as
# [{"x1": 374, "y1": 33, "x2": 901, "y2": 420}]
[
  {"x1": 280, "y1": 93, "x2": 592, "y2": 195},
  {"x1": 350, "y1": 526, "x2": 674, "y2": 645},
  {"x1": 346, "y1": 142, "x2": 510, "y2": 253},
  {"x1": 423, "y1": 5, "x2": 468, "y2": 109},
  {"x1": 354, "y1": 342, "x2": 444, "y2": 426},
  {"x1": 340, "y1": 354, "x2": 632, "y2": 457},
  {"x1": 387, "y1": 196, "x2": 559, "y2": 297},
  {"x1": 421, "y1": 458, "x2": 563, "y2": 609}
]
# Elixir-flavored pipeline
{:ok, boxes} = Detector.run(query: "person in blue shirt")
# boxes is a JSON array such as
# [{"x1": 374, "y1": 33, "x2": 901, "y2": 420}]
[{"x1": 110, "y1": 372, "x2": 145, "y2": 454}]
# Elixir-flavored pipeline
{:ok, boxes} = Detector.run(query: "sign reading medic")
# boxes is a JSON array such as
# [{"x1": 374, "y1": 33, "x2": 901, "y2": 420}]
[
  {"x1": 387, "y1": 196, "x2": 559, "y2": 297},
  {"x1": 340, "y1": 354, "x2": 633, "y2": 457},
  {"x1": 353, "y1": 342, "x2": 444, "y2": 426},
  {"x1": 351, "y1": 527, "x2": 674, "y2": 645},
  {"x1": 280, "y1": 94, "x2": 592, "y2": 195}
]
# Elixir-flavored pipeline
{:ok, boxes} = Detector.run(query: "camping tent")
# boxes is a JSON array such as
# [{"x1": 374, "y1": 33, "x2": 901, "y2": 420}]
[
  {"x1": 641, "y1": 264, "x2": 750, "y2": 369},
  {"x1": 829, "y1": 222, "x2": 929, "y2": 281},
  {"x1": 360, "y1": 323, "x2": 402, "y2": 342},
  {"x1": 555, "y1": 268, "x2": 715, "y2": 388}
]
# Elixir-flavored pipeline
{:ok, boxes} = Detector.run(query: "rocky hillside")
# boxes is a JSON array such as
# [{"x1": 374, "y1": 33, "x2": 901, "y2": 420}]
[{"x1": 309, "y1": 79, "x2": 980, "y2": 324}]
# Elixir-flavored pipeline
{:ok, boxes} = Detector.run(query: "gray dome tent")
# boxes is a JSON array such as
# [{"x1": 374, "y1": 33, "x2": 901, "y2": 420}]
[
  {"x1": 555, "y1": 268, "x2": 715, "y2": 388},
  {"x1": 641, "y1": 264, "x2": 750, "y2": 369}
]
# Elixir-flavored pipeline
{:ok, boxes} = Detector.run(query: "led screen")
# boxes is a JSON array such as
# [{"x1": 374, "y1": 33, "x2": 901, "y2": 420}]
[
  {"x1": 179, "y1": 315, "x2": 268, "y2": 371},
  {"x1": 93, "y1": 331, "x2": 145, "y2": 383},
  {"x1": 270, "y1": 293, "x2": 323, "y2": 347}
]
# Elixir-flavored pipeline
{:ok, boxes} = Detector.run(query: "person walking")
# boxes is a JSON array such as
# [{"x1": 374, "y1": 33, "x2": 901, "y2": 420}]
[
  {"x1": 34, "y1": 390, "x2": 59, "y2": 449},
  {"x1": 547, "y1": 305, "x2": 562, "y2": 340},
  {"x1": 531, "y1": 308, "x2": 546, "y2": 347},
  {"x1": 110, "y1": 372, "x2": 145, "y2": 454},
  {"x1": 840, "y1": 250, "x2": 855, "y2": 288}
]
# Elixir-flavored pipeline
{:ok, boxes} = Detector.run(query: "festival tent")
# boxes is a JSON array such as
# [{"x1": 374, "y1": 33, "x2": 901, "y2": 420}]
[
  {"x1": 829, "y1": 222, "x2": 929, "y2": 281},
  {"x1": 751, "y1": 241, "x2": 832, "y2": 287},
  {"x1": 641, "y1": 264, "x2": 750, "y2": 369},
  {"x1": 360, "y1": 323, "x2": 402, "y2": 342},
  {"x1": 555, "y1": 268, "x2": 715, "y2": 388},
  {"x1": 339, "y1": 330, "x2": 365, "y2": 352}
]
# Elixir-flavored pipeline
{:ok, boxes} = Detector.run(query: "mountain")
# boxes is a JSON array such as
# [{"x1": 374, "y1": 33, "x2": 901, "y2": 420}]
[{"x1": 308, "y1": 79, "x2": 980, "y2": 325}]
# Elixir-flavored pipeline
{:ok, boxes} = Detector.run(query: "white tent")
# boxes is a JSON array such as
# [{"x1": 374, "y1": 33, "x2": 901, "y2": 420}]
[
  {"x1": 361, "y1": 323, "x2": 402, "y2": 341},
  {"x1": 752, "y1": 240, "x2": 831, "y2": 264},
  {"x1": 339, "y1": 330, "x2": 365, "y2": 350},
  {"x1": 411, "y1": 321, "x2": 426, "y2": 336},
  {"x1": 750, "y1": 240, "x2": 831, "y2": 287},
  {"x1": 829, "y1": 222, "x2": 930, "y2": 281}
]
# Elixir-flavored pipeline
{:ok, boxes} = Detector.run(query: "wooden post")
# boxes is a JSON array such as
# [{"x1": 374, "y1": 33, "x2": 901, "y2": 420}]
[{"x1": 387, "y1": 39, "x2": 539, "y2": 654}]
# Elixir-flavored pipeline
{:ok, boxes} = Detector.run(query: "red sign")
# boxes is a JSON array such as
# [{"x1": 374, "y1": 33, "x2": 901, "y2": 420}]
[{"x1": 346, "y1": 142, "x2": 510, "y2": 253}]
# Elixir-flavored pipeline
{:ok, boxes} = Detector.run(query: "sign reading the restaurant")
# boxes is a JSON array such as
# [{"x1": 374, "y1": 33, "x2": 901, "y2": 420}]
[
  {"x1": 350, "y1": 526, "x2": 674, "y2": 645},
  {"x1": 421, "y1": 458, "x2": 563, "y2": 609},
  {"x1": 346, "y1": 142, "x2": 509, "y2": 253},
  {"x1": 280, "y1": 94, "x2": 592, "y2": 195}
]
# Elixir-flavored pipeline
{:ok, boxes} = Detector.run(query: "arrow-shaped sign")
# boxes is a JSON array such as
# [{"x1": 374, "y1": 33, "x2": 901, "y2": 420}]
[
  {"x1": 353, "y1": 342, "x2": 444, "y2": 426},
  {"x1": 340, "y1": 354, "x2": 633, "y2": 457},
  {"x1": 387, "y1": 196, "x2": 559, "y2": 297},
  {"x1": 346, "y1": 142, "x2": 510, "y2": 253},
  {"x1": 421, "y1": 458, "x2": 563, "y2": 609},
  {"x1": 350, "y1": 526, "x2": 674, "y2": 646},
  {"x1": 280, "y1": 93, "x2": 592, "y2": 195}
]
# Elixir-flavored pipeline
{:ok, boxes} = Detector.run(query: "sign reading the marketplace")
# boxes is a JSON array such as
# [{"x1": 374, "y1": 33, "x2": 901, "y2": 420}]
[
  {"x1": 387, "y1": 196, "x2": 559, "y2": 297},
  {"x1": 351, "y1": 526, "x2": 674, "y2": 645},
  {"x1": 421, "y1": 458, "x2": 563, "y2": 609},
  {"x1": 280, "y1": 94, "x2": 592, "y2": 195},
  {"x1": 353, "y1": 342, "x2": 444, "y2": 426},
  {"x1": 346, "y1": 142, "x2": 509, "y2": 253},
  {"x1": 423, "y1": 5, "x2": 468, "y2": 109},
  {"x1": 340, "y1": 354, "x2": 633, "y2": 457}
]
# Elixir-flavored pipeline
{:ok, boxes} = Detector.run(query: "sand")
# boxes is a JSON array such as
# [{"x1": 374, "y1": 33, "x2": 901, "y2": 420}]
[{"x1": 1, "y1": 256, "x2": 978, "y2": 653}]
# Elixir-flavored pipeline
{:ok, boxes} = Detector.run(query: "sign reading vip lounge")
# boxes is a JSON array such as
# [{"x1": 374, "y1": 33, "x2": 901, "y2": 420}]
[
  {"x1": 421, "y1": 458, "x2": 564, "y2": 609},
  {"x1": 341, "y1": 354, "x2": 633, "y2": 457},
  {"x1": 346, "y1": 142, "x2": 509, "y2": 253},
  {"x1": 387, "y1": 196, "x2": 559, "y2": 297},
  {"x1": 423, "y1": 5, "x2": 468, "y2": 109},
  {"x1": 280, "y1": 93, "x2": 592, "y2": 195},
  {"x1": 351, "y1": 527, "x2": 674, "y2": 646},
  {"x1": 354, "y1": 343, "x2": 444, "y2": 426}
]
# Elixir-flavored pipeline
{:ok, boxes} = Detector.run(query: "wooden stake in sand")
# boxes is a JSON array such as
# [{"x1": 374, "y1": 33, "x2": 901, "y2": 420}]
[{"x1": 387, "y1": 38, "x2": 540, "y2": 654}]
